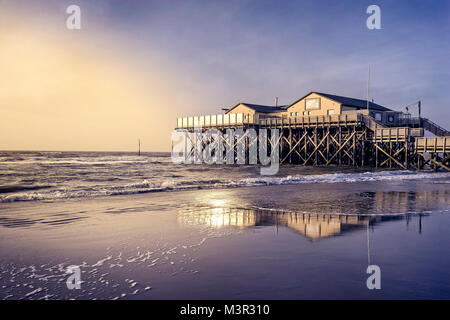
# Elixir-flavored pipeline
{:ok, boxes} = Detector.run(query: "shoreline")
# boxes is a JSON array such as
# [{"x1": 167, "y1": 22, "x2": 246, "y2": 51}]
[{"x1": 1, "y1": 179, "x2": 450, "y2": 299}]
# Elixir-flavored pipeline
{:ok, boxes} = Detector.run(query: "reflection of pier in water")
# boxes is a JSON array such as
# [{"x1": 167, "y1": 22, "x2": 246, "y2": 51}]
[
  {"x1": 177, "y1": 189, "x2": 450, "y2": 240},
  {"x1": 178, "y1": 208, "x2": 411, "y2": 240}
]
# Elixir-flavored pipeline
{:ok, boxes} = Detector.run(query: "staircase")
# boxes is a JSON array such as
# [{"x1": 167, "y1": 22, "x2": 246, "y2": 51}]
[
  {"x1": 362, "y1": 115, "x2": 386, "y2": 131},
  {"x1": 421, "y1": 118, "x2": 450, "y2": 136},
  {"x1": 363, "y1": 115, "x2": 450, "y2": 137}
]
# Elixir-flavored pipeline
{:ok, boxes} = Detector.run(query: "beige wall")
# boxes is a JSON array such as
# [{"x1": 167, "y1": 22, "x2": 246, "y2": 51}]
[
  {"x1": 226, "y1": 103, "x2": 285, "y2": 119},
  {"x1": 286, "y1": 93, "x2": 342, "y2": 117},
  {"x1": 341, "y1": 109, "x2": 369, "y2": 116}
]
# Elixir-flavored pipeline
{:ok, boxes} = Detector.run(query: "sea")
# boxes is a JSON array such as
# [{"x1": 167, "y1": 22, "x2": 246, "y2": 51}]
[
  {"x1": 1, "y1": 151, "x2": 450, "y2": 203},
  {"x1": 0, "y1": 151, "x2": 450, "y2": 299}
]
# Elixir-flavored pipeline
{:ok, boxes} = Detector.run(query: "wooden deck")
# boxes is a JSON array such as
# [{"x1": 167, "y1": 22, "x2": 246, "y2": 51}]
[
  {"x1": 175, "y1": 112, "x2": 450, "y2": 171},
  {"x1": 374, "y1": 128, "x2": 424, "y2": 142}
]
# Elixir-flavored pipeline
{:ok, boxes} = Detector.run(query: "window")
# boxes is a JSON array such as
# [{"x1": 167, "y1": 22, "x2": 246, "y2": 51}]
[
  {"x1": 375, "y1": 113, "x2": 382, "y2": 121},
  {"x1": 290, "y1": 112, "x2": 294, "y2": 116},
  {"x1": 305, "y1": 98, "x2": 321, "y2": 110},
  {"x1": 308, "y1": 111, "x2": 312, "y2": 116},
  {"x1": 327, "y1": 109, "x2": 335, "y2": 115},
  {"x1": 303, "y1": 111, "x2": 307, "y2": 116},
  {"x1": 388, "y1": 115, "x2": 394, "y2": 123},
  {"x1": 295, "y1": 112, "x2": 299, "y2": 116}
]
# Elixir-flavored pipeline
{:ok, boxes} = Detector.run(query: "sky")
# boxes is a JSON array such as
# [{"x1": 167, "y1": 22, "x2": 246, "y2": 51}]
[{"x1": 0, "y1": 0, "x2": 449, "y2": 151}]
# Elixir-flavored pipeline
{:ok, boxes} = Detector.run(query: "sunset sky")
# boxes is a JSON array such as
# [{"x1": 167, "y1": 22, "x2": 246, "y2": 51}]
[{"x1": 1, "y1": 0, "x2": 449, "y2": 152}]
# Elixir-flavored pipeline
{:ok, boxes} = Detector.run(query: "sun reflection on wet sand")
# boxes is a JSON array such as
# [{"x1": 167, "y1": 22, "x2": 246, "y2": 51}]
[{"x1": 177, "y1": 186, "x2": 450, "y2": 240}]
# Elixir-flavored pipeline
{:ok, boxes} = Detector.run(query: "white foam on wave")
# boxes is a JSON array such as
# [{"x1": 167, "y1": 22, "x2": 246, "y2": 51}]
[
  {"x1": 240, "y1": 170, "x2": 450, "y2": 186},
  {"x1": 2, "y1": 170, "x2": 450, "y2": 203},
  {"x1": 109, "y1": 170, "x2": 450, "y2": 195}
]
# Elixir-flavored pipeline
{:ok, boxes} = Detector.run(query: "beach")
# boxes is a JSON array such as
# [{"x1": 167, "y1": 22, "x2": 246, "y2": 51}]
[
  {"x1": 2, "y1": 0, "x2": 450, "y2": 305},
  {"x1": 1, "y1": 152, "x2": 450, "y2": 299}
]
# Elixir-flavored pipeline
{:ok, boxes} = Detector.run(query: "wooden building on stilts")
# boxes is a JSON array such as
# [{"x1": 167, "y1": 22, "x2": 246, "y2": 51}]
[{"x1": 175, "y1": 92, "x2": 450, "y2": 171}]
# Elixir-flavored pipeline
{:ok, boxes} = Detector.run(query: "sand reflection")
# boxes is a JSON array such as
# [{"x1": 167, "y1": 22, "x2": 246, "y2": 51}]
[{"x1": 177, "y1": 188, "x2": 450, "y2": 240}]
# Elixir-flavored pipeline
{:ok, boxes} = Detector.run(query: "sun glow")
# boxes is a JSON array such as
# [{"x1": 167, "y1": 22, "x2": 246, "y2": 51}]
[{"x1": 0, "y1": 6, "x2": 181, "y2": 152}]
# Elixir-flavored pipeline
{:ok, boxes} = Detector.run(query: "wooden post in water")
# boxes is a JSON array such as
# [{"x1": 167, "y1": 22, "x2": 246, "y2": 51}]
[{"x1": 138, "y1": 139, "x2": 141, "y2": 156}]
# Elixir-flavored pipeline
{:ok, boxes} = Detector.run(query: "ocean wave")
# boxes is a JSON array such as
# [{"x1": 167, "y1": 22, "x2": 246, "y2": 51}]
[
  {"x1": 0, "y1": 156, "x2": 171, "y2": 166},
  {"x1": 1, "y1": 170, "x2": 450, "y2": 203},
  {"x1": 0, "y1": 184, "x2": 53, "y2": 194}
]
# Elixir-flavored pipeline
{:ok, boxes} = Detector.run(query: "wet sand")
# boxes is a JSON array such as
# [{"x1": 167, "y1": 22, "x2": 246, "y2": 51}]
[{"x1": 1, "y1": 180, "x2": 450, "y2": 299}]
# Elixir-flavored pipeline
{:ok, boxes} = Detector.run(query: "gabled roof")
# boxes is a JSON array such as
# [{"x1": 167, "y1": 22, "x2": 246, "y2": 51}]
[
  {"x1": 226, "y1": 103, "x2": 287, "y2": 114},
  {"x1": 287, "y1": 92, "x2": 392, "y2": 112}
]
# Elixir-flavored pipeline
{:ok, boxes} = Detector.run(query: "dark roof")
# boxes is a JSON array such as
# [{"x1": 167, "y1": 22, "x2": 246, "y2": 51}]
[
  {"x1": 314, "y1": 92, "x2": 391, "y2": 111},
  {"x1": 226, "y1": 92, "x2": 392, "y2": 114},
  {"x1": 226, "y1": 103, "x2": 287, "y2": 114},
  {"x1": 286, "y1": 91, "x2": 392, "y2": 112},
  {"x1": 241, "y1": 103, "x2": 287, "y2": 113}
]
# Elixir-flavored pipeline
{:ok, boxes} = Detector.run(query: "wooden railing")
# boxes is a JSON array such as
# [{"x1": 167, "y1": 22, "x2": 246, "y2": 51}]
[
  {"x1": 415, "y1": 137, "x2": 450, "y2": 152},
  {"x1": 258, "y1": 114, "x2": 362, "y2": 127},
  {"x1": 374, "y1": 128, "x2": 409, "y2": 142},
  {"x1": 421, "y1": 118, "x2": 450, "y2": 136},
  {"x1": 176, "y1": 113, "x2": 363, "y2": 129},
  {"x1": 398, "y1": 117, "x2": 421, "y2": 127},
  {"x1": 176, "y1": 113, "x2": 254, "y2": 128},
  {"x1": 363, "y1": 115, "x2": 424, "y2": 141},
  {"x1": 362, "y1": 115, "x2": 386, "y2": 131}
]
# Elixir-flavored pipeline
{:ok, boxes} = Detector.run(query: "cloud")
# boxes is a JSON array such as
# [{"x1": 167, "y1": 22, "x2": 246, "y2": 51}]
[{"x1": 1, "y1": 0, "x2": 449, "y2": 151}]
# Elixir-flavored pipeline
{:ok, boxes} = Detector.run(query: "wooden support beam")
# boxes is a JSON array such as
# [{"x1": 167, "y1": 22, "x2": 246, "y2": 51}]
[
  {"x1": 326, "y1": 131, "x2": 356, "y2": 165},
  {"x1": 303, "y1": 132, "x2": 329, "y2": 165},
  {"x1": 418, "y1": 152, "x2": 450, "y2": 171},
  {"x1": 374, "y1": 143, "x2": 407, "y2": 170},
  {"x1": 380, "y1": 145, "x2": 405, "y2": 167},
  {"x1": 289, "y1": 129, "x2": 293, "y2": 164},
  {"x1": 281, "y1": 131, "x2": 308, "y2": 164}
]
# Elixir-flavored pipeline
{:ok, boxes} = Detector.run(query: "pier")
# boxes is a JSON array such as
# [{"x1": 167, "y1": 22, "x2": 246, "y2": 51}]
[{"x1": 175, "y1": 92, "x2": 450, "y2": 171}]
